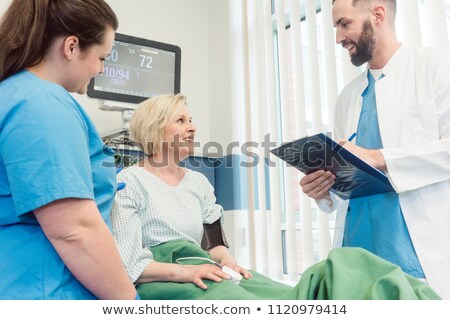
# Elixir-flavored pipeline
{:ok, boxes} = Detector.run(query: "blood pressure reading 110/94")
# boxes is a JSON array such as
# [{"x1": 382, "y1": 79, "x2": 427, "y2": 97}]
[{"x1": 93, "y1": 41, "x2": 176, "y2": 99}]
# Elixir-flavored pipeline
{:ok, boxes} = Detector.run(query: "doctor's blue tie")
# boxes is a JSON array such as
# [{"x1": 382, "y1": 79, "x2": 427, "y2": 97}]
[
  {"x1": 355, "y1": 71, "x2": 383, "y2": 149},
  {"x1": 344, "y1": 70, "x2": 425, "y2": 278}
]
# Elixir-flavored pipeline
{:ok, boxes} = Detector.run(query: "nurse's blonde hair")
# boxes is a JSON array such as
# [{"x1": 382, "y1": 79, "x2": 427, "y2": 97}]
[{"x1": 130, "y1": 93, "x2": 187, "y2": 156}]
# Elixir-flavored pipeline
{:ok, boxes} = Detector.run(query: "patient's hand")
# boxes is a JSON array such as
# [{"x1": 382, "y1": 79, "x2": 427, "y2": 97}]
[
  {"x1": 138, "y1": 261, "x2": 231, "y2": 289},
  {"x1": 220, "y1": 255, "x2": 253, "y2": 279},
  {"x1": 179, "y1": 264, "x2": 231, "y2": 290}
]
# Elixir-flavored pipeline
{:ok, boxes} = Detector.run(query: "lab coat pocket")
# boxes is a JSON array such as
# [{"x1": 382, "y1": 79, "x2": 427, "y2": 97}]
[{"x1": 404, "y1": 100, "x2": 439, "y2": 142}]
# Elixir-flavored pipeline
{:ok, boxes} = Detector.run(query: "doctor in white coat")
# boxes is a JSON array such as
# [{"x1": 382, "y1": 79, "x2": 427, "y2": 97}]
[{"x1": 300, "y1": 0, "x2": 450, "y2": 299}]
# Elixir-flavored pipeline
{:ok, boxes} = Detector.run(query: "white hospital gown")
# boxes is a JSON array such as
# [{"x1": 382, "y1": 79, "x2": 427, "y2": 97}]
[{"x1": 111, "y1": 166, "x2": 223, "y2": 282}]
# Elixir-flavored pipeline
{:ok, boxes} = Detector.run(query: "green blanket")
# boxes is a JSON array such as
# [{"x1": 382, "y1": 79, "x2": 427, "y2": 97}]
[{"x1": 137, "y1": 240, "x2": 440, "y2": 300}]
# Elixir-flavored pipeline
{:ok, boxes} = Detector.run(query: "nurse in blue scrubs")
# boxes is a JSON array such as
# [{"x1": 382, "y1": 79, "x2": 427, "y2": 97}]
[{"x1": 0, "y1": 0, "x2": 137, "y2": 299}]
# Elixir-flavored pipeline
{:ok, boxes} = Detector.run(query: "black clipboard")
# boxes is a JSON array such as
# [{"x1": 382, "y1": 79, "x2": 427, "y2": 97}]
[{"x1": 270, "y1": 133, "x2": 395, "y2": 200}]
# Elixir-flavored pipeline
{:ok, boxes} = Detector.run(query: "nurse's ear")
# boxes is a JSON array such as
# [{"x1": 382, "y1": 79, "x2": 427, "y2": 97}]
[{"x1": 63, "y1": 36, "x2": 80, "y2": 61}]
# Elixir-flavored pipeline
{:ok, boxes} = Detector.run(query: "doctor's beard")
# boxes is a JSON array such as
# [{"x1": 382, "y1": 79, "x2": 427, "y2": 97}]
[{"x1": 349, "y1": 19, "x2": 376, "y2": 67}]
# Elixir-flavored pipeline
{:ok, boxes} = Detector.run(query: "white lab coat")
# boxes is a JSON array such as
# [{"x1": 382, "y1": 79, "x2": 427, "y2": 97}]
[{"x1": 317, "y1": 45, "x2": 450, "y2": 299}]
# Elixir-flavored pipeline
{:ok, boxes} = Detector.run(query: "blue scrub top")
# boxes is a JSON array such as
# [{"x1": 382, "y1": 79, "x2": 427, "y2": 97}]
[
  {"x1": 343, "y1": 71, "x2": 424, "y2": 278},
  {"x1": 0, "y1": 71, "x2": 117, "y2": 299}
]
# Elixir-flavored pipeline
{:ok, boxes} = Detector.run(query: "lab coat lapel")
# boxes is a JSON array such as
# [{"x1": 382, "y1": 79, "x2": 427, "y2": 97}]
[
  {"x1": 373, "y1": 46, "x2": 407, "y2": 148},
  {"x1": 349, "y1": 70, "x2": 368, "y2": 144}
]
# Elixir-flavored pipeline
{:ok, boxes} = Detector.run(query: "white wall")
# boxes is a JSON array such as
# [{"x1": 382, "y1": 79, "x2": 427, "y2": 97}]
[
  {"x1": 0, "y1": 0, "x2": 234, "y2": 150},
  {"x1": 207, "y1": 0, "x2": 233, "y2": 148}
]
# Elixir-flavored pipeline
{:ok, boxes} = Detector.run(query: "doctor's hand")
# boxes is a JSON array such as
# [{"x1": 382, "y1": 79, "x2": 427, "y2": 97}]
[
  {"x1": 339, "y1": 141, "x2": 387, "y2": 171},
  {"x1": 220, "y1": 254, "x2": 253, "y2": 279},
  {"x1": 299, "y1": 170, "x2": 335, "y2": 200}
]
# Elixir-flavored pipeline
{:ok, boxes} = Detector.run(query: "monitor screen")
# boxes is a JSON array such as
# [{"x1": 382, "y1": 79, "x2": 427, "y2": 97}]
[{"x1": 87, "y1": 33, "x2": 181, "y2": 104}]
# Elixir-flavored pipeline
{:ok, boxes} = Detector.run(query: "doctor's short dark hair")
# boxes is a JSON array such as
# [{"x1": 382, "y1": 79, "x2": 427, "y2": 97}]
[
  {"x1": 332, "y1": 0, "x2": 396, "y2": 5},
  {"x1": 331, "y1": 0, "x2": 396, "y2": 22}
]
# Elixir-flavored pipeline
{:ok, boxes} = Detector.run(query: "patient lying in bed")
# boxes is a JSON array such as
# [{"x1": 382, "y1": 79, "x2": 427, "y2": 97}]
[{"x1": 111, "y1": 93, "x2": 440, "y2": 300}]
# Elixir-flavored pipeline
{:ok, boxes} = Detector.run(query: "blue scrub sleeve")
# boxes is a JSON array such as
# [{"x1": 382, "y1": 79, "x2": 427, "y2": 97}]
[{"x1": 1, "y1": 92, "x2": 94, "y2": 215}]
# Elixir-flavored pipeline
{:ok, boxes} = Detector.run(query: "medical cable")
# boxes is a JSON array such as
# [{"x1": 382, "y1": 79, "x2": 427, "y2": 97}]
[{"x1": 175, "y1": 256, "x2": 222, "y2": 267}]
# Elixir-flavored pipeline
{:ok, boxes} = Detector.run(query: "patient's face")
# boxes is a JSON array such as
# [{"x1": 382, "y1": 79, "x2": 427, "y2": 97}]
[{"x1": 162, "y1": 105, "x2": 196, "y2": 160}]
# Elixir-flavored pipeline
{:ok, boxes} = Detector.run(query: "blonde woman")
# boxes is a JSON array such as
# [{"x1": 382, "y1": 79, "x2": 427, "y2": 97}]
[{"x1": 111, "y1": 94, "x2": 252, "y2": 292}]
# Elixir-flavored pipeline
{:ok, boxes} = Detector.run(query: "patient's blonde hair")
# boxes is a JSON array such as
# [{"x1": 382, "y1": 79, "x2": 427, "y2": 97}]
[{"x1": 130, "y1": 93, "x2": 187, "y2": 156}]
